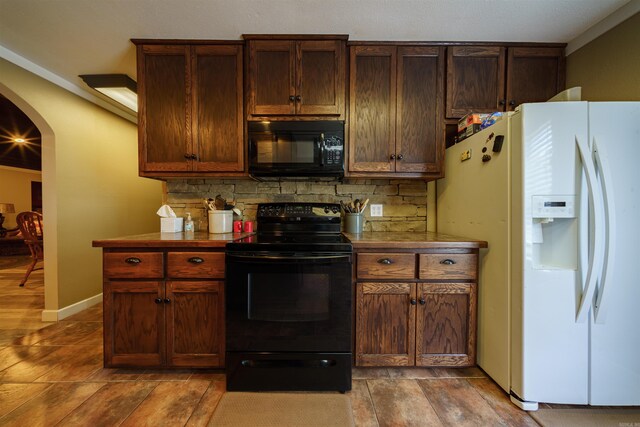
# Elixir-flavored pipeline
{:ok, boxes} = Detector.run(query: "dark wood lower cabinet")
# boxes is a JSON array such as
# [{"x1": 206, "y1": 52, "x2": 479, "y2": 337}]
[
  {"x1": 104, "y1": 280, "x2": 164, "y2": 367},
  {"x1": 101, "y1": 250, "x2": 225, "y2": 368},
  {"x1": 166, "y1": 280, "x2": 224, "y2": 367},
  {"x1": 98, "y1": 240, "x2": 482, "y2": 370},
  {"x1": 356, "y1": 282, "x2": 416, "y2": 366},
  {"x1": 355, "y1": 250, "x2": 479, "y2": 367},
  {"x1": 416, "y1": 282, "x2": 477, "y2": 366}
]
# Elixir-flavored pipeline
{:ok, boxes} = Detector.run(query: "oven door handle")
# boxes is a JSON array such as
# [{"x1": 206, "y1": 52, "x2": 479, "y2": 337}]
[{"x1": 227, "y1": 254, "x2": 351, "y2": 263}]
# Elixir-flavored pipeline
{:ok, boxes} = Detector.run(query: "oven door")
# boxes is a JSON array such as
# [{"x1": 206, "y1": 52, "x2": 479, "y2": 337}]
[{"x1": 225, "y1": 252, "x2": 352, "y2": 352}]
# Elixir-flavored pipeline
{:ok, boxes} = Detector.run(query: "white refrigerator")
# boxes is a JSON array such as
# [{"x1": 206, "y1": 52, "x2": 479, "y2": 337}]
[{"x1": 436, "y1": 102, "x2": 640, "y2": 410}]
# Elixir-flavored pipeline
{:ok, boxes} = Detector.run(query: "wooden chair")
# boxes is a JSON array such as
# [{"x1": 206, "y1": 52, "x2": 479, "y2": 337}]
[{"x1": 16, "y1": 211, "x2": 44, "y2": 287}]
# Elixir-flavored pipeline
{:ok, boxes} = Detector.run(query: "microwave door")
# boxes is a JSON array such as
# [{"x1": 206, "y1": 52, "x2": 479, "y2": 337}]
[{"x1": 253, "y1": 133, "x2": 317, "y2": 166}]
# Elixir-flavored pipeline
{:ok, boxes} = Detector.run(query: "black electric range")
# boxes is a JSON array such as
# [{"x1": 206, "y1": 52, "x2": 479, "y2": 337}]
[{"x1": 225, "y1": 202, "x2": 353, "y2": 392}]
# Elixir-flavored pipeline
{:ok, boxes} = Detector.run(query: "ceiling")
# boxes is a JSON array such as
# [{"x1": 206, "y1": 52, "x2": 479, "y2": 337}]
[
  {"x1": 0, "y1": 95, "x2": 41, "y2": 171},
  {"x1": 0, "y1": 0, "x2": 636, "y2": 120}
]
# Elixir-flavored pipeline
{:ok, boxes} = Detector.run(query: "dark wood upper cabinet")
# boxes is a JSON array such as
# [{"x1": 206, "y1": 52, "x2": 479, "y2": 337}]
[
  {"x1": 135, "y1": 41, "x2": 244, "y2": 177},
  {"x1": 138, "y1": 44, "x2": 191, "y2": 172},
  {"x1": 446, "y1": 46, "x2": 505, "y2": 118},
  {"x1": 446, "y1": 45, "x2": 565, "y2": 118},
  {"x1": 349, "y1": 45, "x2": 444, "y2": 178},
  {"x1": 396, "y1": 47, "x2": 444, "y2": 174},
  {"x1": 246, "y1": 36, "x2": 346, "y2": 119},
  {"x1": 506, "y1": 47, "x2": 566, "y2": 109},
  {"x1": 192, "y1": 45, "x2": 244, "y2": 173},
  {"x1": 349, "y1": 45, "x2": 396, "y2": 173}
]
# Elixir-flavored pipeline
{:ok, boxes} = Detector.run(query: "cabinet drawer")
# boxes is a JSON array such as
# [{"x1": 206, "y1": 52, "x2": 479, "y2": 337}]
[
  {"x1": 104, "y1": 252, "x2": 164, "y2": 279},
  {"x1": 357, "y1": 253, "x2": 416, "y2": 280},
  {"x1": 419, "y1": 254, "x2": 477, "y2": 280},
  {"x1": 167, "y1": 252, "x2": 225, "y2": 278}
]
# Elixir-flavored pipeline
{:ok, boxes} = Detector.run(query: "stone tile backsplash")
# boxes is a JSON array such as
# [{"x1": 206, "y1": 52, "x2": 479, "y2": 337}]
[{"x1": 164, "y1": 178, "x2": 428, "y2": 232}]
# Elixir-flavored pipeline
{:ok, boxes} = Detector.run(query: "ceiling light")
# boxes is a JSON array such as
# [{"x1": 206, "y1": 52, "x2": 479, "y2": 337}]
[
  {"x1": 13, "y1": 138, "x2": 26, "y2": 143},
  {"x1": 79, "y1": 74, "x2": 138, "y2": 112}
]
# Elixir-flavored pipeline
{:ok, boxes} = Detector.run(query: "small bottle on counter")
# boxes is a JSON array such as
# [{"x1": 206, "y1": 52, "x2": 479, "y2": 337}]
[{"x1": 184, "y1": 212, "x2": 194, "y2": 232}]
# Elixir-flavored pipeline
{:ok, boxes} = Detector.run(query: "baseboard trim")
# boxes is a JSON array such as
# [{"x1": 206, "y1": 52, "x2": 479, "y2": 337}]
[{"x1": 41, "y1": 293, "x2": 103, "y2": 322}]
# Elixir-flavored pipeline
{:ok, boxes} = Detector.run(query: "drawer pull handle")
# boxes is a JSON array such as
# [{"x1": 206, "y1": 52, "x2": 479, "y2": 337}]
[
  {"x1": 188, "y1": 257, "x2": 204, "y2": 264},
  {"x1": 410, "y1": 298, "x2": 417, "y2": 305},
  {"x1": 419, "y1": 298, "x2": 426, "y2": 305},
  {"x1": 164, "y1": 298, "x2": 171, "y2": 304},
  {"x1": 378, "y1": 258, "x2": 393, "y2": 265},
  {"x1": 440, "y1": 259, "x2": 456, "y2": 265},
  {"x1": 125, "y1": 257, "x2": 141, "y2": 264},
  {"x1": 154, "y1": 298, "x2": 162, "y2": 304}
]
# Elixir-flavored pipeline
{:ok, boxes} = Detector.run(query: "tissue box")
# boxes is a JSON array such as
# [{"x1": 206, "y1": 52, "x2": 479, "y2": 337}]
[{"x1": 161, "y1": 217, "x2": 183, "y2": 232}]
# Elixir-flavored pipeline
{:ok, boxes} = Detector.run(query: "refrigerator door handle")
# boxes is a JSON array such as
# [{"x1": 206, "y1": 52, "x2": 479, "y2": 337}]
[
  {"x1": 575, "y1": 135, "x2": 606, "y2": 323},
  {"x1": 592, "y1": 139, "x2": 615, "y2": 324}
]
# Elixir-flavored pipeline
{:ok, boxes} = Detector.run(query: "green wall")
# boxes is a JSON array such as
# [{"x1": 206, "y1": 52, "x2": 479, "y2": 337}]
[{"x1": 566, "y1": 13, "x2": 640, "y2": 101}]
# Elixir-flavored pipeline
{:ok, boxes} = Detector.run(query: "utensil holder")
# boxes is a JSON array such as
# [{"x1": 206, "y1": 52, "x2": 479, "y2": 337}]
[
  {"x1": 208, "y1": 210, "x2": 233, "y2": 233},
  {"x1": 344, "y1": 213, "x2": 365, "y2": 234}
]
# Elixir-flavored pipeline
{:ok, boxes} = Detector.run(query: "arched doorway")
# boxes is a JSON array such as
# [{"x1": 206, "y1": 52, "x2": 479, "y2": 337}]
[{"x1": 0, "y1": 83, "x2": 58, "y2": 319}]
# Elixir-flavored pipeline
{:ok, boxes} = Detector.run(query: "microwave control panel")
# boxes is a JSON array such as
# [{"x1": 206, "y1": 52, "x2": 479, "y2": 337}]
[{"x1": 322, "y1": 135, "x2": 343, "y2": 166}]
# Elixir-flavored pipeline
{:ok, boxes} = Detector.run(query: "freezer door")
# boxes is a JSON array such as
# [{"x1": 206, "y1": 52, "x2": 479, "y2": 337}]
[
  {"x1": 511, "y1": 102, "x2": 590, "y2": 405},
  {"x1": 588, "y1": 102, "x2": 640, "y2": 405}
]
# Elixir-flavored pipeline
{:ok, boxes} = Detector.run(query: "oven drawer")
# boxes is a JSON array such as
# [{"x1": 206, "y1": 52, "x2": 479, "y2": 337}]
[
  {"x1": 418, "y1": 254, "x2": 477, "y2": 280},
  {"x1": 357, "y1": 253, "x2": 416, "y2": 280},
  {"x1": 104, "y1": 252, "x2": 164, "y2": 279},
  {"x1": 167, "y1": 252, "x2": 225, "y2": 278}
]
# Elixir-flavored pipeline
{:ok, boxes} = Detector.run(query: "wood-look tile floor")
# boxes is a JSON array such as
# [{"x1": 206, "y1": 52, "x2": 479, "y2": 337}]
[{"x1": 0, "y1": 258, "x2": 541, "y2": 426}]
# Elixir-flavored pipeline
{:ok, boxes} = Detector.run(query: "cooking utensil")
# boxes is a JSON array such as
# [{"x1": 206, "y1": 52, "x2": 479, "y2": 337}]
[
  {"x1": 214, "y1": 195, "x2": 226, "y2": 210},
  {"x1": 360, "y1": 198, "x2": 370, "y2": 213}
]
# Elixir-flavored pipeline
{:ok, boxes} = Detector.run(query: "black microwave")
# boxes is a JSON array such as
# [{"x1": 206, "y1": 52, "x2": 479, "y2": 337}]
[{"x1": 248, "y1": 121, "x2": 344, "y2": 178}]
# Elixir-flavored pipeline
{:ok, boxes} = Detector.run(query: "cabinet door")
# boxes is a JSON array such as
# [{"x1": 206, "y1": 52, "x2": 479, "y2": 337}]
[
  {"x1": 192, "y1": 45, "x2": 244, "y2": 172},
  {"x1": 396, "y1": 46, "x2": 444, "y2": 174},
  {"x1": 349, "y1": 45, "x2": 396, "y2": 172},
  {"x1": 416, "y1": 282, "x2": 477, "y2": 366},
  {"x1": 138, "y1": 44, "x2": 191, "y2": 172},
  {"x1": 166, "y1": 281, "x2": 225, "y2": 367},
  {"x1": 356, "y1": 282, "x2": 415, "y2": 366},
  {"x1": 506, "y1": 47, "x2": 565, "y2": 110},
  {"x1": 247, "y1": 40, "x2": 296, "y2": 116},
  {"x1": 446, "y1": 46, "x2": 505, "y2": 118},
  {"x1": 104, "y1": 281, "x2": 164, "y2": 367},
  {"x1": 297, "y1": 40, "x2": 345, "y2": 116}
]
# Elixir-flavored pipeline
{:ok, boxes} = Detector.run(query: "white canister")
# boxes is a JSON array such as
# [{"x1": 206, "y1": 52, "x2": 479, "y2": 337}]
[{"x1": 208, "y1": 210, "x2": 233, "y2": 233}]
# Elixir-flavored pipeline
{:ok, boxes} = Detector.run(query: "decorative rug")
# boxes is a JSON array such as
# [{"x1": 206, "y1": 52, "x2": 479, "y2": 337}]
[
  {"x1": 0, "y1": 256, "x2": 32, "y2": 270},
  {"x1": 208, "y1": 392, "x2": 355, "y2": 427},
  {"x1": 530, "y1": 408, "x2": 640, "y2": 427}
]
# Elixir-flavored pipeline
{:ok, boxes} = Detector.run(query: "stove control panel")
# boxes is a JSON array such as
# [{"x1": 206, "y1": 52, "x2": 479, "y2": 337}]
[{"x1": 258, "y1": 203, "x2": 340, "y2": 218}]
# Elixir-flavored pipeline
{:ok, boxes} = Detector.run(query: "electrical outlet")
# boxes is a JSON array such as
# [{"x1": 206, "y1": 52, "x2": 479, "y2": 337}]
[{"x1": 370, "y1": 204, "x2": 383, "y2": 217}]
